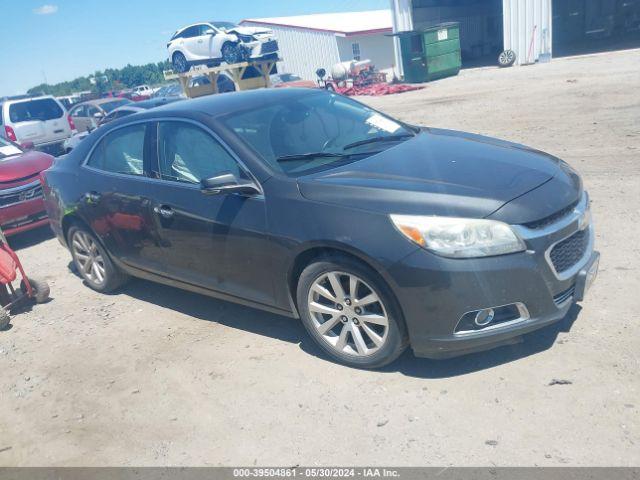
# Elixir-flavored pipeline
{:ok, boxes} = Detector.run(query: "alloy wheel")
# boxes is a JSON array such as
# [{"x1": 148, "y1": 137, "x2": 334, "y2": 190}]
[
  {"x1": 498, "y1": 49, "x2": 516, "y2": 67},
  {"x1": 173, "y1": 53, "x2": 188, "y2": 73},
  {"x1": 222, "y1": 44, "x2": 241, "y2": 64},
  {"x1": 307, "y1": 271, "x2": 389, "y2": 357},
  {"x1": 71, "y1": 231, "x2": 107, "y2": 285}
]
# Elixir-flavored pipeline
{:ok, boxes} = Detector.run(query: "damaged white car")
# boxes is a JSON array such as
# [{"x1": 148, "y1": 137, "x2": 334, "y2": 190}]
[{"x1": 167, "y1": 21, "x2": 279, "y2": 72}]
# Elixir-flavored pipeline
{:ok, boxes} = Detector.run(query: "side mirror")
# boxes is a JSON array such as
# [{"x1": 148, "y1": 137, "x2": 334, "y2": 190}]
[
  {"x1": 204, "y1": 28, "x2": 215, "y2": 36},
  {"x1": 93, "y1": 112, "x2": 104, "y2": 119},
  {"x1": 20, "y1": 141, "x2": 35, "y2": 151},
  {"x1": 201, "y1": 172, "x2": 260, "y2": 196}
]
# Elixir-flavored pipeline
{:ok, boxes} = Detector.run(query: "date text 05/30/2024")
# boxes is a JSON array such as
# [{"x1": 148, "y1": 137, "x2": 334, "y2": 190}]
[{"x1": 233, "y1": 468, "x2": 401, "y2": 478}]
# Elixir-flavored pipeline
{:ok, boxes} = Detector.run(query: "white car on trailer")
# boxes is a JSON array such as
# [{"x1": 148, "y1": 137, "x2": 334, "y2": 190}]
[{"x1": 167, "y1": 21, "x2": 279, "y2": 72}]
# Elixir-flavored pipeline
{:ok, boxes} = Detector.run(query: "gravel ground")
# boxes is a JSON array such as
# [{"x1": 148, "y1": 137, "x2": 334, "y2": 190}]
[{"x1": 1, "y1": 49, "x2": 639, "y2": 467}]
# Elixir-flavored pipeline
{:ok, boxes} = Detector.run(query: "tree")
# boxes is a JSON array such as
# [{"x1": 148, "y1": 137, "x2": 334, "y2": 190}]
[{"x1": 26, "y1": 60, "x2": 172, "y2": 96}]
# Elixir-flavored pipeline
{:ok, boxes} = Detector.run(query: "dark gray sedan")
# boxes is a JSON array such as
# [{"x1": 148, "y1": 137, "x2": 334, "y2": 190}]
[{"x1": 41, "y1": 88, "x2": 599, "y2": 368}]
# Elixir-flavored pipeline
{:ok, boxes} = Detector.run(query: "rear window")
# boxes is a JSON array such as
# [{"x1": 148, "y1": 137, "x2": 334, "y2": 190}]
[
  {"x1": 0, "y1": 137, "x2": 23, "y2": 159},
  {"x1": 100, "y1": 99, "x2": 132, "y2": 113},
  {"x1": 9, "y1": 98, "x2": 64, "y2": 123}
]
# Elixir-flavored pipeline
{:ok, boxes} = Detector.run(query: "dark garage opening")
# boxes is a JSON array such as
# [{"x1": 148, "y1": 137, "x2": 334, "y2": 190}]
[
  {"x1": 553, "y1": 0, "x2": 640, "y2": 57},
  {"x1": 411, "y1": 0, "x2": 504, "y2": 67}
]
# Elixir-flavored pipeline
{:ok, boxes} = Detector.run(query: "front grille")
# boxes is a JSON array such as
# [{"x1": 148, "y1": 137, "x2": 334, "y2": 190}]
[
  {"x1": 549, "y1": 229, "x2": 589, "y2": 274},
  {"x1": 260, "y1": 40, "x2": 278, "y2": 55},
  {"x1": 523, "y1": 199, "x2": 579, "y2": 229},
  {"x1": 0, "y1": 182, "x2": 43, "y2": 208},
  {"x1": 553, "y1": 285, "x2": 575, "y2": 306}
]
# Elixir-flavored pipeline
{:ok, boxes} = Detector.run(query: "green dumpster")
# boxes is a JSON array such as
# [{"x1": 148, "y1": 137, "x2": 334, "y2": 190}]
[
  {"x1": 422, "y1": 22, "x2": 461, "y2": 82},
  {"x1": 392, "y1": 23, "x2": 461, "y2": 83},
  {"x1": 393, "y1": 31, "x2": 429, "y2": 83}
]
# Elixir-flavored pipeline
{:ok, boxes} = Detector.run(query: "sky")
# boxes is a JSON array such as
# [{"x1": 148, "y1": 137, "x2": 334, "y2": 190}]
[{"x1": 0, "y1": 0, "x2": 389, "y2": 96}]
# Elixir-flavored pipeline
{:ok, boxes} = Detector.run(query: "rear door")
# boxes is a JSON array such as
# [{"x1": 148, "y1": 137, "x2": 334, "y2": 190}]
[
  {"x1": 79, "y1": 121, "x2": 166, "y2": 274},
  {"x1": 191, "y1": 24, "x2": 214, "y2": 58},
  {"x1": 179, "y1": 26, "x2": 203, "y2": 60},
  {"x1": 70, "y1": 105, "x2": 92, "y2": 133},
  {"x1": 8, "y1": 98, "x2": 69, "y2": 145}
]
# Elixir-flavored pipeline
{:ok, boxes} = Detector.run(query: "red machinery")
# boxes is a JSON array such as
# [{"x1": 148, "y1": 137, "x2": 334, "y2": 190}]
[{"x1": 0, "y1": 225, "x2": 49, "y2": 330}]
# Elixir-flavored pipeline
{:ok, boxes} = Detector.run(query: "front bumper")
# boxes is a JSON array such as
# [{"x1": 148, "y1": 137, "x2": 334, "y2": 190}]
[
  {"x1": 386, "y1": 192, "x2": 598, "y2": 359},
  {"x1": 0, "y1": 197, "x2": 49, "y2": 236},
  {"x1": 244, "y1": 39, "x2": 279, "y2": 59}
]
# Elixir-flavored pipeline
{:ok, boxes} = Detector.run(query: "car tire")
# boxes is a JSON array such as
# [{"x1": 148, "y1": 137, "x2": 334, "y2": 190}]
[
  {"x1": 221, "y1": 43, "x2": 243, "y2": 65},
  {"x1": 172, "y1": 52, "x2": 189, "y2": 73},
  {"x1": 296, "y1": 255, "x2": 408, "y2": 369},
  {"x1": 67, "y1": 225, "x2": 128, "y2": 293},
  {"x1": 0, "y1": 308, "x2": 10, "y2": 331},
  {"x1": 19, "y1": 277, "x2": 50, "y2": 304},
  {"x1": 498, "y1": 49, "x2": 516, "y2": 68}
]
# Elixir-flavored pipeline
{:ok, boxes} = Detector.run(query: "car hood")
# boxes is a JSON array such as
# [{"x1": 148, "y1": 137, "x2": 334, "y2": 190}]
[
  {"x1": 0, "y1": 150, "x2": 54, "y2": 184},
  {"x1": 229, "y1": 26, "x2": 272, "y2": 36},
  {"x1": 298, "y1": 128, "x2": 581, "y2": 222}
]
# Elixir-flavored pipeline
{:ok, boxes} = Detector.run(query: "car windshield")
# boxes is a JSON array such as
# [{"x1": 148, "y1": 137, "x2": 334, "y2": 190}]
[
  {"x1": 0, "y1": 137, "x2": 23, "y2": 159},
  {"x1": 222, "y1": 92, "x2": 415, "y2": 176},
  {"x1": 210, "y1": 21, "x2": 236, "y2": 31},
  {"x1": 100, "y1": 99, "x2": 132, "y2": 113},
  {"x1": 8, "y1": 98, "x2": 64, "y2": 123}
]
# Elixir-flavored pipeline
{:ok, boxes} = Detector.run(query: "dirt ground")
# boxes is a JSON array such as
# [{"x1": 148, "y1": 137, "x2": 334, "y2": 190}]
[{"x1": 1, "y1": 49, "x2": 639, "y2": 467}]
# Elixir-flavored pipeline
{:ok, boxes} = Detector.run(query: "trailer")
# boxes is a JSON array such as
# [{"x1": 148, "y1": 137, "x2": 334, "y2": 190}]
[{"x1": 163, "y1": 58, "x2": 280, "y2": 98}]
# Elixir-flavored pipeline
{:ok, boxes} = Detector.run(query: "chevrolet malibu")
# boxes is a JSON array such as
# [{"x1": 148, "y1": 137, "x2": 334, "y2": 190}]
[{"x1": 41, "y1": 89, "x2": 599, "y2": 368}]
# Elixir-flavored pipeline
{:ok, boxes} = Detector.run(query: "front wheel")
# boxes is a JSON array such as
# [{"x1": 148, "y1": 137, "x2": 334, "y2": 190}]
[
  {"x1": 297, "y1": 256, "x2": 408, "y2": 368},
  {"x1": 67, "y1": 226, "x2": 128, "y2": 293},
  {"x1": 221, "y1": 43, "x2": 243, "y2": 65}
]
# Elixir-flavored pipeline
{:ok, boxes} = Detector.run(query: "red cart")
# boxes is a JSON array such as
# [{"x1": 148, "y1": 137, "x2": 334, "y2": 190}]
[{"x1": 0, "y1": 226, "x2": 49, "y2": 330}]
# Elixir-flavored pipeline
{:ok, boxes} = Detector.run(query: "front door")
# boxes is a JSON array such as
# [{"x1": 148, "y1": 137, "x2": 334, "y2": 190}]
[{"x1": 146, "y1": 120, "x2": 275, "y2": 306}]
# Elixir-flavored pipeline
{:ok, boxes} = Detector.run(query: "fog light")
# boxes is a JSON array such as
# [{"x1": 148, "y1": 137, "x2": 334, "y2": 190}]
[{"x1": 474, "y1": 308, "x2": 495, "y2": 326}]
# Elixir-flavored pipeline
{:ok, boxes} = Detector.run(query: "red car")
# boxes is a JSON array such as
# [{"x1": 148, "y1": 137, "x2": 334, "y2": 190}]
[{"x1": 0, "y1": 137, "x2": 53, "y2": 236}]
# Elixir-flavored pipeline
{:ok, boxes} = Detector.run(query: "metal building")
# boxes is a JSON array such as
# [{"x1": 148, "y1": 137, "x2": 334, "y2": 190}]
[
  {"x1": 241, "y1": 11, "x2": 396, "y2": 82},
  {"x1": 391, "y1": 0, "x2": 640, "y2": 73}
]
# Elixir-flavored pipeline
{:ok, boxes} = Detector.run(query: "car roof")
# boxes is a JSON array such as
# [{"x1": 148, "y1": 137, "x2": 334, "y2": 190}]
[
  {"x1": 1, "y1": 94, "x2": 57, "y2": 105},
  {"x1": 147, "y1": 88, "x2": 324, "y2": 119},
  {"x1": 74, "y1": 97, "x2": 131, "y2": 107},
  {"x1": 131, "y1": 97, "x2": 183, "y2": 109}
]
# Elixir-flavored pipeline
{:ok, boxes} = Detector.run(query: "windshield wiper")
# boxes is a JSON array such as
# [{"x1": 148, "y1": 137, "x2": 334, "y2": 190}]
[
  {"x1": 276, "y1": 152, "x2": 346, "y2": 162},
  {"x1": 342, "y1": 133, "x2": 415, "y2": 151}
]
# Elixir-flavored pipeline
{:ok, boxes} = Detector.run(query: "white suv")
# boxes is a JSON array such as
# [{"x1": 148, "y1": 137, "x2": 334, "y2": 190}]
[
  {"x1": 133, "y1": 85, "x2": 153, "y2": 97},
  {"x1": 1, "y1": 95, "x2": 75, "y2": 156},
  {"x1": 167, "y1": 21, "x2": 279, "y2": 73}
]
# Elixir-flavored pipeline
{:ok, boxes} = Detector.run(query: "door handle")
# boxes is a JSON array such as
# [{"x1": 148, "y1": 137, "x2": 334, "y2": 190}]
[
  {"x1": 84, "y1": 191, "x2": 101, "y2": 204},
  {"x1": 153, "y1": 205, "x2": 174, "y2": 219},
  {"x1": 197, "y1": 39, "x2": 203, "y2": 43}
]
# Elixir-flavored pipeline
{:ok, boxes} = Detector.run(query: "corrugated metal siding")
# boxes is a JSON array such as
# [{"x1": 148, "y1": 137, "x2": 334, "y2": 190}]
[
  {"x1": 390, "y1": 0, "x2": 413, "y2": 76},
  {"x1": 241, "y1": 23, "x2": 341, "y2": 81},
  {"x1": 503, "y1": 0, "x2": 552, "y2": 65}
]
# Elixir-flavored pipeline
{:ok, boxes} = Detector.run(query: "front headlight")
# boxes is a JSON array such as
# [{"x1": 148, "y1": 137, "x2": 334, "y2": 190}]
[{"x1": 390, "y1": 215, "x2": 526, "y2": 258}]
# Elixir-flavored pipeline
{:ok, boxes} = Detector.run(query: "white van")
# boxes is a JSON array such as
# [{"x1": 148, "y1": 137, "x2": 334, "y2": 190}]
[{"x1": 0, "y1": 95, "x2": 76, "y2": 156}]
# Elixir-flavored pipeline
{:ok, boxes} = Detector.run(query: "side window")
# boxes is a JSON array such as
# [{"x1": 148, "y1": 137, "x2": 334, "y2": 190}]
[
  {"x1": 352, "y1": 43, "x2": 361, "y2": 61},
  {"x1": 86, "y1": 106, "x2": 100, "y2": 117},
  {"x1": 71, "y1": 106, "x2": 85, "y2": 118},
  {"x1": 182, "y1": 26, "x2": 200, "y2": 39},
  {"x1": 87, "y1": 124, "x2": 146, "y2": 176},
  {"x1": 158, "y1": 121, "x2": 241, "y2": 184}
]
